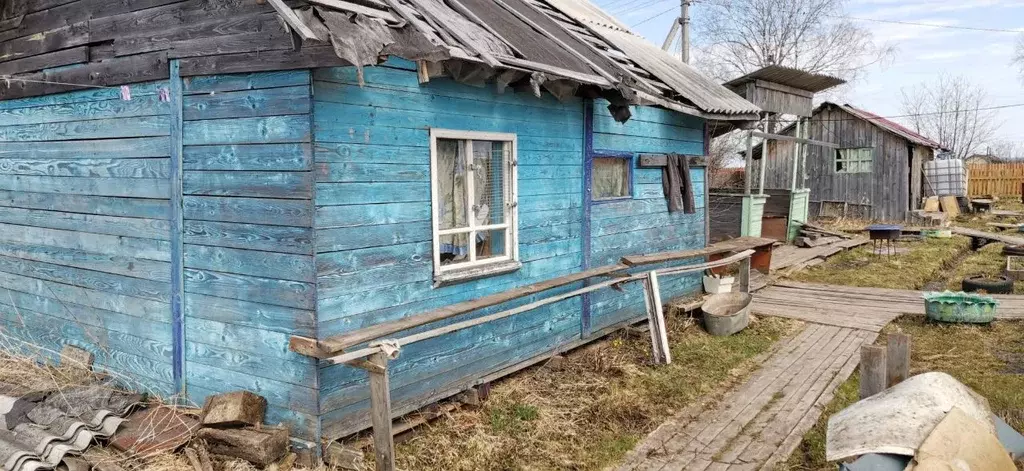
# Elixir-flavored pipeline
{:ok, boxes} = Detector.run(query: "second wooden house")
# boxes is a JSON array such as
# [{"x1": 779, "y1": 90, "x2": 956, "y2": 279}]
[{"x1": 750, "y1": 102, "x2": 944, "y2": 221}]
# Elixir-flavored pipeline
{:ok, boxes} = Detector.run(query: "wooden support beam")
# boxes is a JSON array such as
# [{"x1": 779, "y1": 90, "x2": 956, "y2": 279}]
[
  {"x1": 290, "y1": 263, "x2": 628, "y2": 357},
  {"x1": 416, "y1": 60, "x2": 430, "y2": 84},
  {"x1": 368, "y1": 352, "x2": 396, "y2": 471},
  {"x1": 642, "y1": 271, "x2": 671, "y2": 364},
  {"x1": 621, "y1": 236, "x2": 773, "y2": 266},
  {"x1": 266, "y1": 0, "x2": 320, "y2": 40},
  {"x1": 738, "y1": 256, "x2": 751, "y2": 293},
  {"x1": 886, "y1": 333, "x2": 910, "y2": 387},
  {"x1": 859, "y1": 345, "x2": 887, "y2": 399},
  {"x1": 744, "y1": 130, "x2": 753, "y2": 194},
  {"x1": 751, "y1": 131, "x2": 840, "y2": 149}
]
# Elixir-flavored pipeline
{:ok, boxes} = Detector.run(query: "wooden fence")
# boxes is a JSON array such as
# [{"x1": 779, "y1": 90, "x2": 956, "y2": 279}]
[{"x1": 968, "y1": 163, "x2": 1024, "y2": 197}]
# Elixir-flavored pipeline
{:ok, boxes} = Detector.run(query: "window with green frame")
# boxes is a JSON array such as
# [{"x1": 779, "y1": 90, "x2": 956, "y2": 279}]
[{"x1": 835, "y1": 148, "x2": 873, "y2": 173}]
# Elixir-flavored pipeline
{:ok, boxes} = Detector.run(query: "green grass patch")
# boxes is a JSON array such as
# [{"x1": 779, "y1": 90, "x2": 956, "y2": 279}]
[
  {"x1": 790, "y1": 237, "x2": 970, "y2": 290},
  {"x1": 388, "y1": 315, "x2": 797, "y2": 471},
  {"x1": 780, "y1": 317, "x2": 1024, "y2": 470}
]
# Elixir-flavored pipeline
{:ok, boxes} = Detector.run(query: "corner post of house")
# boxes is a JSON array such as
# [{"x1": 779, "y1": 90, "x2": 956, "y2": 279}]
[
  {"x1": 757, "y1": 121, "x2": 768, "y2": 196},
  {"x1": 744, "y1": 129, "x2": 753, "y2": 195},
  {"x1": 168, "y1": 59, "x2": 186, "y2": 396},
  {"x1": 790, "y1": 119, "x2": 801, "y2": 192},
  {"x1": 580, "y1": 99, "x2": 594, "y2": 338},
  {"x1": 368, "y1": 352, "x2": 396, "y2": 471}
]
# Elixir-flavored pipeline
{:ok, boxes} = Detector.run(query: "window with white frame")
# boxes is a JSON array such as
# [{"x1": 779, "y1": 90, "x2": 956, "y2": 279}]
[
  {"x1": 430, "y1": 129, "x2": 518, "y2": 281},
  {"x1": 835, "y1": 148, "x2": 873, "y2": 173}
]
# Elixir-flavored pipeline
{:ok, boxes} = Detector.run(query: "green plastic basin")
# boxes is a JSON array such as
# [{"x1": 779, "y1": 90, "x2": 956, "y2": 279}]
[{"x1": 923, "y1": 291, "x2": 998, "y2": 324}]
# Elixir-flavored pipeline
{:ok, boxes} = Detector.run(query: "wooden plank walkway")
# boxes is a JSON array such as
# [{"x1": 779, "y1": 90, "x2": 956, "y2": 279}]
[
  {"x1": 756, "y1": 282, "x2": 1024, "y2": 329},
  {"x1": 769, "y1": 238, "x2": 868, "y2": 272},
  {"x1": 620, "y1": 281, "x2": 1024, "y2": 470},
  {"x1": 617, "y1": 324, "x2": 876, "y2": 471}
]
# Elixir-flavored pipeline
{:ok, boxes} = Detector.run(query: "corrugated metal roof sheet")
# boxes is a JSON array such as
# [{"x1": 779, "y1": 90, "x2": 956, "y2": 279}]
[
  {"x1": 724, "y1": 65, "x2": 846, "y2": 94},
  {"x1": 0, "y1": 385, "x2": 140, "y2": 471}
]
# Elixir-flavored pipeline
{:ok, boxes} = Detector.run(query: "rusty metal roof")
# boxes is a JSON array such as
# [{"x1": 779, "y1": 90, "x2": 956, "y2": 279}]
[
  {"x1": 836, "y1": 103, "x2": 944, "y2": 149},
  {"x1": 724, "y1": 65, "x2": 847, "y2": 94}
]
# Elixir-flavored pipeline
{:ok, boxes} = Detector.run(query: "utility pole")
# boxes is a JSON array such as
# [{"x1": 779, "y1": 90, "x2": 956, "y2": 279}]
[
  {"x1": 680, "y1": 0, "x2": 690, "y2": 63},
  {"x1": 661, "y1": 0, "x2": 692, "y2": 63}
]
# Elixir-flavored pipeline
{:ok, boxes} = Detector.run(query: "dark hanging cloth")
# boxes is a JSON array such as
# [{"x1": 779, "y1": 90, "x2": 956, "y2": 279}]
[{"x1": 662, "y1": 154, "x2": 696, "y2": 214}]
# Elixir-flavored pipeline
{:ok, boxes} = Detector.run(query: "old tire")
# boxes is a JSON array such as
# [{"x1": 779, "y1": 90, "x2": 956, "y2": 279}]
[
  {"x1": 962, "y1": 275, "x2": 1013, "y2": 294},
  {"x1": 1004, "y1": 245, "x2": 1024, "y2": 256}
]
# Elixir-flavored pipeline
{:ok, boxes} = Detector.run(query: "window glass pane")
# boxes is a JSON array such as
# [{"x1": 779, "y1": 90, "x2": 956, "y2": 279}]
[
  {"x1": 593, "y1": 157, "x2": 630, "y2": 199},
  {"x1": 477, "y1": 229, "x2": 507, "y2": 260},
  {"x1": 439, "y1": 233, "x2": 470, "y2": 266},
  {"x1": 472, "y1": 141, "x2": 505, "y2": 225},
  {"x1": 437, "y1": 139, "x2": 468, "y2": 231}
]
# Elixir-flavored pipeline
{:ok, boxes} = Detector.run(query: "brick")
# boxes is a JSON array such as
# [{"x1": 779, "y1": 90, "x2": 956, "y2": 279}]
[
  {"x1": 323, "y1": 442, "x2": 364, "y2": 470},
  {"x1": 201, "y1": 390, "x2": 266, "y2": 427},
  {"x1": 198, "y1": 426, "x2": 289, "y2": 467},
  {"x1": 109, "y1": 407, "x2": 200, "y2": 455}
]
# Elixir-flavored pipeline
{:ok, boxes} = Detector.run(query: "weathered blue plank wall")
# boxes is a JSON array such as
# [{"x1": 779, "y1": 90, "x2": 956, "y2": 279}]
[
  {"x1": 311, "y1": 60, "x2": 708, "y2": 440},
  {"x1": 179, "y1": 70, "x2": 319, "y2": 440},
  {"x1": 312, "y1": 60, "x2": 587, "y2": 439},
  {"x1": 0, "y1": 82, "x2": 176, "y2": 396},
  {"x1": 588, "y1": 100, "x2": 707, "y2": 332}
]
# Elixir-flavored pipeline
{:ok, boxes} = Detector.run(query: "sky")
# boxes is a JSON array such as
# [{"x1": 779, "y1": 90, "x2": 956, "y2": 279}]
[{"x1": 591, "y1": 0, "x2": 1024, "y2": 151}]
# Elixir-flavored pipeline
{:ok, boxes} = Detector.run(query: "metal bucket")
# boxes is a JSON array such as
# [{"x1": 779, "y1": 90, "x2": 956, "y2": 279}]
[{"x1": 702, "y1": 292, "x2": 752, "y2": 336}]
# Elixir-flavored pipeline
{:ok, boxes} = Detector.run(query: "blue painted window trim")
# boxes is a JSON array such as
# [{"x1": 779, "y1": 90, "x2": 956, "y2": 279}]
[{"x1": 590, "y1": 150, "x2": 635, "y2": 204}]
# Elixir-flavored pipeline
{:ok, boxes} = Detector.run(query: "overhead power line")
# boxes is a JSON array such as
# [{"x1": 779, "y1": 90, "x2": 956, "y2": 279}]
[
  {"x1": 836, "y1": 15, "x2": 1022, "y2": 34},
  {"x1": 630, "y1": 5, "x2": 677, "y2": 27}
]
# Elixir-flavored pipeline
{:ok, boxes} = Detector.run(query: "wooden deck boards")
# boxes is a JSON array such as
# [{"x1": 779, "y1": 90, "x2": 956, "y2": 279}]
[
  {"x1": 617, "y1": 325, "x2": 875, "y2": 470},
  {"x1": 621, "y1": 281, "x2": 1024, "y2": 470},
  {"x1": 769, "y1": 238, "x2": 868, "y2": 272}
]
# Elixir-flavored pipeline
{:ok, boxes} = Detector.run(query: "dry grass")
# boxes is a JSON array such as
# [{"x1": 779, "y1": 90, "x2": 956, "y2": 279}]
[
  {"x1": 789, "y1": 237, "x2": 970, "y2": 290},
  {"x1": 780, "y1": 317, "x2": 1024, "y2": 471},
  {"x1": 379, "y1": 315, "x2": 798, "y2": 471}
]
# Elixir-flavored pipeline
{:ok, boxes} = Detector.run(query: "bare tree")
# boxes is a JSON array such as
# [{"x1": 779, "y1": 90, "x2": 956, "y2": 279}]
[
  {"x1": 900, "y1": 75, "x2": 1000, "y2": 160},
  {"x1": 987, "y1": 140, "x2": 1024, "y2": 161},
  {"x1": 692, "y1": 0, "x2": 895, "y2": 83},
  {"x1": 707, "y1": 133, "x2": 745, "y2": 187}
]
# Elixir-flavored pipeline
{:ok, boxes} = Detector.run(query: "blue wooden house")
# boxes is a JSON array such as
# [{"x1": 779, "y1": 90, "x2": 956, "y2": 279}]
[{"x1": 0, "y1": 0, "x2": 759, "y2": 449}]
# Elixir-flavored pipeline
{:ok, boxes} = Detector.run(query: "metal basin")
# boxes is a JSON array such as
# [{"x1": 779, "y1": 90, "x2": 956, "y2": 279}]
[{"x1": 702, "y1": 292, "x2": 752, "y2": 336}]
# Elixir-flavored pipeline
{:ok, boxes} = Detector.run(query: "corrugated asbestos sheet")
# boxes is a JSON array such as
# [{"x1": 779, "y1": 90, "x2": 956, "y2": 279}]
[
  {"x1": 537, "y1": 0, "x2": 761, "y2": 116},
  {"x1": 723, "y1": 65, "x2": 847, "y2": 94},
  {"x1": 301, "y1": 0, "x2": 761, "y2": 118},
  {"x1": 0, "y1": 385, "x2": 141, "y2": 471}
]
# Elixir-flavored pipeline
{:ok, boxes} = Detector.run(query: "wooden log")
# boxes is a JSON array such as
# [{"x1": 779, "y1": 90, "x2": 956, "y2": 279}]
[
  {"x1": 886, "y1": 333, "x2": 910, "y2": 387},
  {"x1": 859, "y1": 345, "x2": 887, "y2": 399},
  {"x1": 368, "y1": 352, "x2": 396, "y2": 471}
]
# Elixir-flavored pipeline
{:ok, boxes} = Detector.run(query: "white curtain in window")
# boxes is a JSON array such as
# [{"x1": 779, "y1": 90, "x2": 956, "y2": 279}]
[{"x1": 437, "y1": 140, "x2": 469, "y2": 257}]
